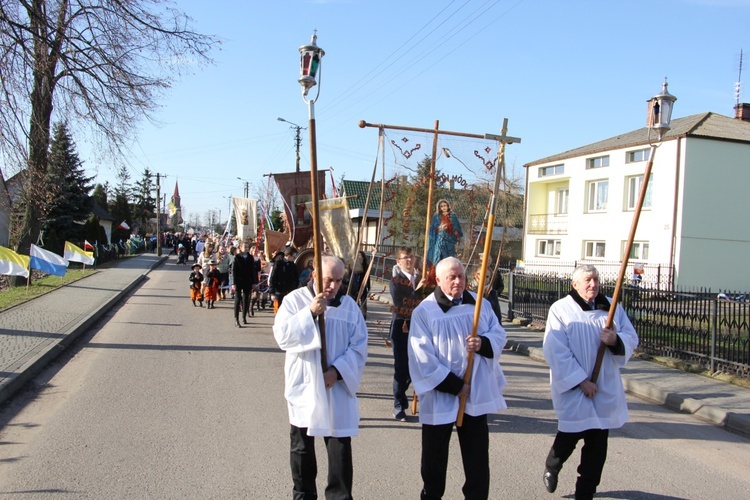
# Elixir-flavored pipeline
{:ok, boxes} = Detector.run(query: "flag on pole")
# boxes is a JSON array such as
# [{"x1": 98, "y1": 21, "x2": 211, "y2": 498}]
[
  {"x1": 168, "y1": 202, "x2": 177, "y2": 216},
  {"x1": 0, "y1": 245, "x2": 30, "y2": 278},
  {"x1": 118, "y1": 221, "x2": 130, "y2": 230},
  {"x1": 29, "y1": 244, "x2": 69, "y2": 277},
  {"x1": 84, "y1": 240, "x2": 95, "y2": 251},
  {"x1": 64, "y1": 241, "x2": 95, "y2": 266}
]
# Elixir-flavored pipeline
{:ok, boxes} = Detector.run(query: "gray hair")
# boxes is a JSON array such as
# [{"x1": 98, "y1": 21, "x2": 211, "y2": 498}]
[
  {"x1": 321, "y1": 254, "x2": 345, "y2": 274},
  {"x1": 571, "y1": 264, "x2": 599, "y2": 283},
  {"x1": 435, "y1": 256, "x2": 464, "y2": 277}
]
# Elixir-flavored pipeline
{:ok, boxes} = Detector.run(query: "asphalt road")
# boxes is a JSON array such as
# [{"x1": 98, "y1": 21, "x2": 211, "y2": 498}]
[{"x1": 0, "y1": 261, "x2": 748, "y2": 499}]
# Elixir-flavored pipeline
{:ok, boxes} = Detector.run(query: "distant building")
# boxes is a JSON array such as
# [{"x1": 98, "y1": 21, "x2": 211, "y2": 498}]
[
  {"x1": 522, "y1": 103, "x2": 750, "y2": 289},
  {"x1": 168, "y1": 180, "x2": 183, "y2": 230},
  {"x1": 91, "y1": 201, "x2": 115, "y2": 244}
]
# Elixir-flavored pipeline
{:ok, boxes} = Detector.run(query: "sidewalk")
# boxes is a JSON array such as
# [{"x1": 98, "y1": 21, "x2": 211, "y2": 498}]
[
  {"x1": 369, "y1": 279, "x2": 750, "y2": 438},
  {"x1": 0, "y1": 253, "x2": 167, "y2": 405}
]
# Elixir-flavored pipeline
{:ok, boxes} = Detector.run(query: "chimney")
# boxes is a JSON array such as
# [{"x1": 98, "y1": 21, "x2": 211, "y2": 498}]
[{"x1": 734, "y1": 103, "x2": 750, "y2": 122}]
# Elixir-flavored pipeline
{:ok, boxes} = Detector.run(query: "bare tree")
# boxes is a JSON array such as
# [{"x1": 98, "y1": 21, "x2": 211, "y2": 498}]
[{"x1": 0, "y1": 0, "x2": 219, "y2": 254}]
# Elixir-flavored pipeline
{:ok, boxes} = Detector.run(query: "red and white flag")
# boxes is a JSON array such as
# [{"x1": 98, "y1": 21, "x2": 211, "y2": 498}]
[
  {"x1": 118, "y1": 221, "x2": 130, "y2": 230},
  {"x1": 84, "y1": 240, "x2": 95, "y2": 251}
]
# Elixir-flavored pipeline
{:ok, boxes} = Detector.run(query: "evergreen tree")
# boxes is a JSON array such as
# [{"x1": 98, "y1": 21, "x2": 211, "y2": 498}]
[
  {"x1": 92, "y1": 183, "x2": 108, "y2": 210},
  {"x1": 133, "y1": 168, "x2": 156, "y2": 228},
  {"x1": 42, "y1": 122, "x2": 94, "y2": 252},
  {"x1": 110, "y1": 165, "x2": 132, "y2": 242}
]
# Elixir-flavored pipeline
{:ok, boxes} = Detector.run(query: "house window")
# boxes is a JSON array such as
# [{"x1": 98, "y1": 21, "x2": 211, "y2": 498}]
[
  {"x1": 587, "y1": 180, "x2": 608, "y2": 212},
  {"x1": 538, "y1": 239, "x2": 561, "y2": 257},
  {"x1": 586, "y1": 155, "x2": 610, "y2": 169},
  {"x1": 557, "y1": 188, "x2": 569, "y2": 215},
  {"x1": 626, "y1": 175, "x2": 653, "y2": 210},
  {"x1": 584, "y1": 241, "x2": 606, "y2": 259},
  {"x1": 626, "y1": 148, "x2": 650, "y2": 163},
  {"x1": 539, "y1": 164, "x2": 564, "y2": 177},
  {"x1": 625, "y1": 241, "x2": 649, "y2": 260}
]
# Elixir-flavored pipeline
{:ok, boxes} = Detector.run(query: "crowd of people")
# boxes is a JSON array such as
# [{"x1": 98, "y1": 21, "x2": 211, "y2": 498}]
[{"x1": 174, "y1": 229, "x2": 638, "y2": 500}]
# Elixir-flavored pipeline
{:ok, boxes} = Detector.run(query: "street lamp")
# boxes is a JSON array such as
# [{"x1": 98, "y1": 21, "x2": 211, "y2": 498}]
[
  {"x1": 277, "y1": 117, "x2": 306, "y2": 172},
  {"x1": 591, "y1": 79, "x2": 676, "y2": 384},
  {"x1": 647, "y1": 78, "x2": 677, "y2": 142},
  {"x1": 298, "y1": 30, "x2": 328, "y2": 370},
  {"x1": 237, "y1": 177, "x2": 250, "y2": 198}
]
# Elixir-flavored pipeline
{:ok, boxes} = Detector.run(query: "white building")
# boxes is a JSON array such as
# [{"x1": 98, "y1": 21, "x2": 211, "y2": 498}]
[{"x1": 523, "y1": 104, "x2": 750, "y2": 290}]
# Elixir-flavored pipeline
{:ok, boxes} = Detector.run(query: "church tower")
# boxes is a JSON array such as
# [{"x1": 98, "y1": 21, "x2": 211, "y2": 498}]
[{"x1": 169, "y1": 180, "x2": 183, "y2": 229}]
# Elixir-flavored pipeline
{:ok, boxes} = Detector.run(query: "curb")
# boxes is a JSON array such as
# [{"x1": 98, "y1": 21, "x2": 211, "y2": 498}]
[
  {"x1": 370, "y1": 291, "x2": 750, "y2": 439},
  {"x1": 0, "y1": 256, "x2": 167, "y2": 406}
]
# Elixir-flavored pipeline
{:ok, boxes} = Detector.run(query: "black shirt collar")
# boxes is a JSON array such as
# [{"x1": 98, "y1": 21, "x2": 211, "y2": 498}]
[
  {"x1": 434, "y1": 287, "x2": 476, "y2": 313},
  {"x1": 307, "y1": 280, "x2": 345, "y2": 307},
  {"x1": 569, "y1": 288, "x2": 611, "y2": 312}
]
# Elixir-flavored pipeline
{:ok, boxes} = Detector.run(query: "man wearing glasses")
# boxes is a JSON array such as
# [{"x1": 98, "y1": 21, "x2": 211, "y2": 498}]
[{"x1": 389, "y1": 246, "x2": 423, "y2": 421}]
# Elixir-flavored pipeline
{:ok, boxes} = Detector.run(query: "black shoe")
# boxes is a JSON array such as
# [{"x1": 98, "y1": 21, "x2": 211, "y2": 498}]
[
  {"x1": 543, "y1": 471, "x2": 558, "y2": 493},
  {"x1": 235, "y1": 318, "x2": 242, "y2": 328},
  {"x1": 243, "y1": 316, "x2": 248, "y2": 325},
  {"x1": 394, "y1": 410, "x2": 407, "y2": 422}
]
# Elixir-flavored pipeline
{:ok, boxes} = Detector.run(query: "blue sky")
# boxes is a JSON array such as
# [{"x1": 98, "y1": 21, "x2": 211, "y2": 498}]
[{"x1": 85, "y1": 0, "x2": 750, "y2": 225}]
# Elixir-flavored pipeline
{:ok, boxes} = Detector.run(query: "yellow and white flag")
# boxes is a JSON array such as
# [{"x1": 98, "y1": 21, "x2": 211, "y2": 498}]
[
  {"x1": 0, "y1": 245, "x2": 30, "y2": 278},
  {"x1": 64, "y1": 241, "x2": 95, "y2": 266}
]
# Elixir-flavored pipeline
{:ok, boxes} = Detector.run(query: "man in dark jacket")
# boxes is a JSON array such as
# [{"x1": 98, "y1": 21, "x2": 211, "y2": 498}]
[
  {"x1": 232, "y1": 240, "x2": 259, "y2": 328},
  {"x1": 389, "y1": 246, "x2": 423, "y2": 421},
  {"x1": 269, "y1": 245, "x2": 299, "y2": 312}
]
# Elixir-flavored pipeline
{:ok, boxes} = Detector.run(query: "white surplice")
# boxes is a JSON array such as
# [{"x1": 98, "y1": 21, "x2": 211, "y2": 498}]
[
  {"x1": 273, "y1": 287, "x2": 368, "y2": 437},
  {"x1": 408, "y1": 292, "x2": 508, "y2": 425},
  {"x1": 543, "y1": 295, "x2": 639, "y2": 433}
]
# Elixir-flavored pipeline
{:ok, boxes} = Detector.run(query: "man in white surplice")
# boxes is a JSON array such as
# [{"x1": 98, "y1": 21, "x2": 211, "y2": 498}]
[
  {"x1": 273, "y1": 255, "x2": 368, "y2": 500},
  {"x1": 408, "y1": 257, "x2": 507, "y2": 500},
  {"x1": 542, "y1": 264, "x2": 638, "y2": 500}
]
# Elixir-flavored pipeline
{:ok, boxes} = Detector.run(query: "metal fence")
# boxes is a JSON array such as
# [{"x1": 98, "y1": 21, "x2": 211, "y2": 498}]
[
  {"x1": 508, "y1": 272, "x2": 750, "y2": 378},
  {"x1": 517, "y1": 259, "x2": 674, "y2": 289}
]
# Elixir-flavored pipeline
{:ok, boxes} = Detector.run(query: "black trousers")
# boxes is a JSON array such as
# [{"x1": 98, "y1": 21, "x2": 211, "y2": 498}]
[
  {"x1": 545, "y1": 428, "x2": 609, "y2": 500},
  {"x1": 420, "y1": 414, "x2": 489, "y2": 500},
  {"x1": 390, "y1": 319, "x2": 411, "y2": 413},
  {"x1": 290, "y1": 425, "x2": 353, "y2": 500},
  {"x1": 234, "y1": 285, "x2": 251, "y2": 319}
]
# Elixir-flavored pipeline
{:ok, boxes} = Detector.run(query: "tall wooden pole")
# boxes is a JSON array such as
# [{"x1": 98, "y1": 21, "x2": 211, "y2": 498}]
[
  {"x1": 308, "y1": 103, "x2": 328, "y2": 373},
  {"x1": 590, "y1": 143, "x2": 658, "y2": 383},
  {"x1": 347, "y1": 129, "x2": 380, "y2": 297},
  {"x1": 457, "y1": 118, "x2": 513, "y2": 427},
  {"x1": 421, "y1": 120, "x2": 440, "y2": 279}
]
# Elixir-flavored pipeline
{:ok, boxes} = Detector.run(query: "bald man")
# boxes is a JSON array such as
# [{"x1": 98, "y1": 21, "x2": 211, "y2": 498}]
[
  {"x1": 409, "y1": 257, "x2": 507, "y2": 499},
  {"x1": 273, "y1": 255, "x2": 368, "y2": 500}
]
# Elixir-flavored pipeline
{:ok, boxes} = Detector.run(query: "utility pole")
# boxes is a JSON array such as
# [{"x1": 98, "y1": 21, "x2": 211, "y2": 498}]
[
  {"x1": 277, "y1": 117, "x2": 306, "y2": 172},
  {"x1": 237, "y1": 177, "x2": 250, "y2": 198},
  {"x1": 156, "y1": 173, "x2": 162, "y2": 256},
  {"x1": 293, "y1": 125, "x2": 302, "y2": 172}
]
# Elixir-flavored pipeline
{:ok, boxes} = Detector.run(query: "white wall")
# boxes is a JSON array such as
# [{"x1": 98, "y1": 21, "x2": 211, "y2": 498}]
[{"x1": 674, "y1": 138, "x2": 750, "y2": 289}]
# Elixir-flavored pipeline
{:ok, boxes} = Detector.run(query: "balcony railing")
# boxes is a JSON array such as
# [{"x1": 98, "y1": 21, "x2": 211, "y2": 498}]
[{"x1": 528, "y1": 213, "x2": 568, "y2": 234}]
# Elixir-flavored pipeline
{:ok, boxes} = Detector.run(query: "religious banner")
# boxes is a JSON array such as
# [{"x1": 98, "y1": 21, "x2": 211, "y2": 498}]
[
  {"x1": 232, "y1": 196, "x2": 258, "y2": 243},
  {"x1": 306, "y1": 197, "x2": 356, "y2": 266},
  {"x1": 264, "y1": 229, "x2": 290, "y2": 257},
  {"x1": 273, "y1": 171, "x2": 326, "y2": 248}
]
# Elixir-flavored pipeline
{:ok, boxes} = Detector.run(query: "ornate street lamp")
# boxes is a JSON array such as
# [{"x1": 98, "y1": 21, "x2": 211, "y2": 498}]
[
  {"x1": 591, "y1": 80, "x2": 677, "y2": 383},
  {"x1": 647, "y1": 78, "x2": 677, "y2": 142},
  {"x1": 298, "y1": 31, "x2": 325, "y2": 100},
  {"x1": 298, "y1": 30, "x2": 329, "y2": 372}
]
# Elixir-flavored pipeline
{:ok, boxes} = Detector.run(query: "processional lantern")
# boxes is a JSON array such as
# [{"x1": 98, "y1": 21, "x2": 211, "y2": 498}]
[
  {"x1": 298, "y1": 30, "x2": 325, "y2": 99},
  {"x1": 647, "y1": 79, "x2": 677, "y2": 141}
]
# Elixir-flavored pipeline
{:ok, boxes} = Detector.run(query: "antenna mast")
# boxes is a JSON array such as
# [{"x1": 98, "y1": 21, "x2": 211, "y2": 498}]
[{"x1": 736, "y1": 49, "x2": 743, "y2": 106}]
